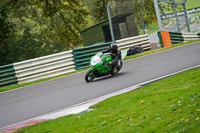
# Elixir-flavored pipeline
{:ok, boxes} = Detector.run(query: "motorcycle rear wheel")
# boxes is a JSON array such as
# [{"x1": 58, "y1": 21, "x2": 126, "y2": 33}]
[{"x1": 85, "y1": 70, "x2": 96, "y2": 82}]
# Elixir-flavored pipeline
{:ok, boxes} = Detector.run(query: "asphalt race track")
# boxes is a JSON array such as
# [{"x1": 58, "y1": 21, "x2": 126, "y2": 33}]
[{"x1": 0, "y1": 41, "x2": 200, "y2": 128}]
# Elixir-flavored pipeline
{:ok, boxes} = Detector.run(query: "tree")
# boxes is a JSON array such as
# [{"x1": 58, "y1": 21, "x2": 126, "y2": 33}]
[
  {"x1": 90, "y1": 0, "x2": 157, "y2": 26},
  {"x1": 0, "y1": 3, "x2": 16, "y2": 65},
  {"x1": 0, "y1": 0, "x2": 89, "y2": 65},
  {"x1": 0, "y1": 3, "x2": 15, "y2": 43},
  {"x1": 131, "y1": 0, "x2": 157, "y2": 27},
  {"x1": 5, "y1": 0, "x2": 89, "y2": 46},
  {"x1": 90, "y1": 0, "x2": 110, "y2": 22}
]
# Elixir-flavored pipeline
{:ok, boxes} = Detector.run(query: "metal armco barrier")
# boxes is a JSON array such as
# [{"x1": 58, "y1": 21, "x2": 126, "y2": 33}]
[
  {"x1": 116, "y1": 34, "x2": 151, "y2": 51},
  {"x1": 169, "y1": 32, "x2": 184, "y2": 44},
  {"x1": 182, "y1": 32, "x2": 200, "y2": 41},
  {"x1": 73, "y1": 42, "x2": 112, "y2": 70},
  {"x1": 0, "y1": 34, "x2": 151, "y2": 86},
  {"x1": 73, "y1": 34, "x2": 151, "y2": 70},
  {"x1": 0, "y1": 64, "x2": 18, "y2": 87},
  {"x1": 158, "y1": 31, "x2": 184, "y2": 46},
  {"x1": 13, "y1": 50, "x2": 76, "y2": 84},
  {"x1": 157, "y1": 31, "x2": 163, "y2": 46},
  {"x1": 158, "y1": 31, "x2": 200, "y2": 47}
]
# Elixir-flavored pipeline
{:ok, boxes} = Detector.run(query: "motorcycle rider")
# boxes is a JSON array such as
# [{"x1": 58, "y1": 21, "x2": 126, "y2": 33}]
[{"x1": 102, "y1": 43, "x2": 122, "y2": 70}]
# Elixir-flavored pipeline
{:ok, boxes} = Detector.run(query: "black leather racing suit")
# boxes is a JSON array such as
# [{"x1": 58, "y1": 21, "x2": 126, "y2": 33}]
[{"x1": 102, "y1": 46, "x2": 122, "y2": 68}]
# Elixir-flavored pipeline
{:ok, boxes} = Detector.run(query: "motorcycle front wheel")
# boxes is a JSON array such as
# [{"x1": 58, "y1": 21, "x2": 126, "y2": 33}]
[{"x1": 85, "y1": 70, "x2": 96, "y2": 82}]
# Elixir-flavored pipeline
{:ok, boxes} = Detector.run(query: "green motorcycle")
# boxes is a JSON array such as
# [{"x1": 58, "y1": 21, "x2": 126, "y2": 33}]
[{"x1": 85, "y1": 52, "x2": 123, "y2": 82}]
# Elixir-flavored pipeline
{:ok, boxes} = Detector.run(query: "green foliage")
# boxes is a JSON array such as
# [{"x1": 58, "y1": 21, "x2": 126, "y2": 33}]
[
  {"x1": 89, "y1": 0, "x2": 157, "y2": 27},
  {"x1": 0, "y1": 27, "x2": 56, "y2": 65},
  {"x1": 0, "y1": 3, "x2": 16, "y2": 65},
  {"x1": 90, "y1": 0, "x2": 110, "y2": 22},
  {"x1": 87, "y1": 0, "x2": 200, "y2": 29},
  {"x1": 0, "y1": 3, "x2": 14, "y2": 42},
  {"x1": 6, "y1": 28, "x2": 45, "y2": 63},
  {"x1": 1, "y1": 0, "x2": 198, "y2": 65},
  {"x1": 132, "y1": 0, "x2": 157, "y2": 27},
  {"x1": 6, "y1": 0, "x2": 89, "y2": 45},
  {"x1": 0, "y1": 0, "x2": 89, "y2": 65}
]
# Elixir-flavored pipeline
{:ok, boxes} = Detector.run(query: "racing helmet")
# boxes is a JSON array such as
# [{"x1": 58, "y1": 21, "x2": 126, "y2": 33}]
[{"x1": 110, "y1": 43, "x2": 118, "y2": 53}]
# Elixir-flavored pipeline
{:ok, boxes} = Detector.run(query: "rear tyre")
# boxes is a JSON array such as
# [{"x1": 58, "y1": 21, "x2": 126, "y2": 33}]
[{"x1": 85, "y1": 70, "x2": 96, "y2": 82}]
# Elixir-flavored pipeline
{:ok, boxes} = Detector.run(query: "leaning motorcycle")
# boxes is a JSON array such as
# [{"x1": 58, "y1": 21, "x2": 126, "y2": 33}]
[{"x1": 85, "y1": 52, "x2": 122, "y2": 82}]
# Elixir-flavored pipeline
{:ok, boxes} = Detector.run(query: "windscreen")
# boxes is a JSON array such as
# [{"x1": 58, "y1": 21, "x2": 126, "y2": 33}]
[{"x1": 91, "y1": 55, "x2": 102, "y2": 66}]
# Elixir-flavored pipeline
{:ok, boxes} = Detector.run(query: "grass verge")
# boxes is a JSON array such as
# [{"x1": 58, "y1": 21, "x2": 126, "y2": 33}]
[
  {"x1": 1, "y1": 39, "x2": 200, "y2": 92},
  {"x1": 15, "y1": 67, "x2": 200, "y2": 133}
]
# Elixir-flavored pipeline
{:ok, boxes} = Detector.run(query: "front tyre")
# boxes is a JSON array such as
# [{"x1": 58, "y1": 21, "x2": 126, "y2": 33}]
[{"x1": 85, "y1": 70, "x2": 96, "y2": 82}]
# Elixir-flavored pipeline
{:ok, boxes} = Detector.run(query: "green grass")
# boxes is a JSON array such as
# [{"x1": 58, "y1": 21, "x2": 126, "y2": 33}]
[
  {"x1": 181, "y1": 18, "x2": 200, "y2": 31},
  {"x1": 175, "y1": 0, "x2": 200, "y2": 10},
  {"x1": 146, "y1": 21, "x2": 160, "y2": 34},
  {"x1": 185, "y1": 0, "x2": 200, "y2": 9},
  {"x1": 194, "y1": 27, "x2": 200, "y2": 33},
  {"x1": 1, "y1": 39, "x2": 200, "y2": 92},
  {"x1": 160, "y1": 0, "x2": 200, "y2": 13},
  {"x1": 144, "y1": 0, "x2": 200, "y2": 34},
  {"x1": 139, "y1": 19, "x2": 172, "y2": 35},
  {"x1": 146, "y1": 19, "x2": 172, "y2": 34},
  {"x1": 189, "y1": 12, "x2": 200, "y2": 18},
  {"x1": 15, "y1": 66, "x2": 200, "y2": 133}
]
